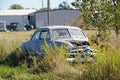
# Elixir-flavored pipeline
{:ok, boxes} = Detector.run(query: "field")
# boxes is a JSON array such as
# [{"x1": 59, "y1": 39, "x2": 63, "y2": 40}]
[{"x1": 0, "y1": 30, "x2": 120, "y2": 80}]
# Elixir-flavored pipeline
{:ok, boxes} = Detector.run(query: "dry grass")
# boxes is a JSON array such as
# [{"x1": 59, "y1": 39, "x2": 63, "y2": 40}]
[
  {"x1": 0, "y1": 30, "x2": 120, "y2": 80},
  {"x1": 0, "y1": 30, "x2": 34, "y2": 41}
]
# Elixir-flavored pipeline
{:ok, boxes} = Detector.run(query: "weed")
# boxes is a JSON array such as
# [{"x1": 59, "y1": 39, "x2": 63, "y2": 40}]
[{"x1": 0, "y1": 31, "x2": 120, "y2": 80}]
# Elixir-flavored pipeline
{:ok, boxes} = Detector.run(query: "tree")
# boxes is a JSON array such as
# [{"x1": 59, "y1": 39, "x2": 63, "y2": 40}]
[
  {"x1": 110, "y1": 0, "x2": 120, "y2": 37},
  {"x1": 72, "y1": 16, "x2": 85, "y2": 29},
  {"x1": 9, "y1": 4, "x2": 24, "y2": 9},
  {"x1": 58, "y1": 1, "x2": 71, "y2": 9},
  {"x1": 72, "y1": 0, "x2": 120, "y2": 38}
]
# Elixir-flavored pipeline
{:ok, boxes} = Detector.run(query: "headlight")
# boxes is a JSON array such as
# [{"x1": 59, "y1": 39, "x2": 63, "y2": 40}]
[
  {"x1": 66, "y1": 44, "x2": 72, "y2": 50},
  {"x1": 82, "y1": 46, "x2": 94, "y2": 54},
  {"x1": 64, "y1": 41, "x2": 75, "y2": 50}
]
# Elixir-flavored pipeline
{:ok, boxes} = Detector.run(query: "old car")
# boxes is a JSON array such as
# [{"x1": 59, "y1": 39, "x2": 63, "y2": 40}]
[
  {"x1": 21, "y1": 26, "x2": 95, "y2": 62},
  {"x1": 24, "y1": 24, "x2": 34, "y2": 31},
  {"x1": 7, "y1": 22, "x2": 19, "y2": 31}
]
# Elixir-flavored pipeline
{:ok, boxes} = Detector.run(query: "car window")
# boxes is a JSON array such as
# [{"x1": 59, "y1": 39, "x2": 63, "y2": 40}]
[
  {"x1": 31, "y1": 31, "x2": 40, "y2": 40},
  {"x1": 68, "y1": 28, "x2": 86, "y2": 38},
  {"x1": 40, "y1": 30, "x2": 49, "y2": 39},
  {"x1": 51, "y1": 29, "x2": 71, "y2": 39}
]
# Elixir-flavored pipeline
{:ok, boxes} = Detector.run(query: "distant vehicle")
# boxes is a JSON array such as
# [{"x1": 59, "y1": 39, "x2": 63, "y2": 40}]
[
  {"x1": 0, "y1": 21, "x2": 7, "y2": 31},
  {"x1": 7, "y1": 22, "x2": 19, "y2": 31},
  {"x1": 24, "y1": 24, "x2": 34, "y2": 30},
  {"x1": 21, "y1": 26, "x2": 95, "y2": 62}
]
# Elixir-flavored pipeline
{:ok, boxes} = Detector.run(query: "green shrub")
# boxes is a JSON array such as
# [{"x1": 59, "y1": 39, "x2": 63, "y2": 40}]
[
  {"x1": 25, "y1": 42, "x2": 68, "y2": 74},
  {"x1": 81, "y1": 47, "x2": 120, "y2": 80}
]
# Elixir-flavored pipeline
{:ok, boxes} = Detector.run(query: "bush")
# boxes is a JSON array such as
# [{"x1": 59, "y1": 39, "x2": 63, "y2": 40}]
[
  {"x1": 24, "y1": 42, "x2": 69, "y2": 74},
  {"x1": 3, "y1": 48, "x2": 26, "y2": 67},
  {"x1": 81, "y1": 47, "x2": 120, "y2": 80}
]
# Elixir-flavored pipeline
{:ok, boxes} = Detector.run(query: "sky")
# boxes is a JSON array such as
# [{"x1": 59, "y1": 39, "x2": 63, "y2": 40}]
[{"x1": 0, "y1": 0, "x2": 75, "y2": 10}]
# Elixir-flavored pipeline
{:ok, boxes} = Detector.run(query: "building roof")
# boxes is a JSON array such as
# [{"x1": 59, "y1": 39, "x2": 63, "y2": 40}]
[
  {"x1": 0, "y1": 9, "x2": 36, "y2": 16},
  {"x1": 35, "y1": 9, "x2": 79, "y2": 13}
]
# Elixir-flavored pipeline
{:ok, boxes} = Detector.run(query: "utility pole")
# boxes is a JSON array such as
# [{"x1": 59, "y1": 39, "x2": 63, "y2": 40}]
[
  {"x1": 47, "y1": 0, "x2": 50, "y2": 26},
  {"x1": 42, "y1": 0, "x2": 43, "y2": 9}
]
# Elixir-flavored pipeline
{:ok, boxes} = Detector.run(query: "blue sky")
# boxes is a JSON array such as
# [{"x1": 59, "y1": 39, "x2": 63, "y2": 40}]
[{"x1": 0, "y1": 0, "x2": 75, "y2": 10}]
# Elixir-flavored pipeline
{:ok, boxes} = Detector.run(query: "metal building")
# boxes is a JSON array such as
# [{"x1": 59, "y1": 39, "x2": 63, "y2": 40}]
[
  {"x1": 0, "y1": 9, "x2": 80, "y2": 30},
  {"x1": 0, "y1": 10, "x2": 36, "y2": 30},
  {"x1": 34, "y1": 9, "x2": 80, "y2": 27}
]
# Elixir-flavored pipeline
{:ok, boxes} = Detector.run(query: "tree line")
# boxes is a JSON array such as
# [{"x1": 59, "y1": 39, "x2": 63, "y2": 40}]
[{"x1": 9, "y1": 1, "x2": 72, "y2": 11}]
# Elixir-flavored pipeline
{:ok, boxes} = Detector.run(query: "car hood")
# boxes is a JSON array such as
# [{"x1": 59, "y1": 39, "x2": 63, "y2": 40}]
[
  {"x1": 54, "y1": 37, "x2": 90, "y2": 49},
  {"x1": 54, "y1": 36, "x2": 89, "y2": 43}
]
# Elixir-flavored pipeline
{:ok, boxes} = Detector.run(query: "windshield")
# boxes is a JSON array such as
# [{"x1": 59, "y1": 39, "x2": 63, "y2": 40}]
[
  {"x1": 51, "y1": 29, "x2": 71, "y2": 39},
  {"x1": 68, "y1": 28, "x2": 86, "y2": 38}
]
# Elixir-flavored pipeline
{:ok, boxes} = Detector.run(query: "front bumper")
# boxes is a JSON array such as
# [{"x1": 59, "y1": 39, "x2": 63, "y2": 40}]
[{"x1": 67, "y1": 57, "x2": 94, "y2": 62}]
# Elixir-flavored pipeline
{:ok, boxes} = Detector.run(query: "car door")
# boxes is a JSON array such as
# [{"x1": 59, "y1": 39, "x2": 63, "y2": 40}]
[
  {"x1": 39, "y1": 29, "x2": 51, "y2": 49},
  {"x1": 29, "y1": 30, "x2": 41, "y2": 55},
  {"x1": 30, "y1": 28, "x2": 51, "y2": 55}
]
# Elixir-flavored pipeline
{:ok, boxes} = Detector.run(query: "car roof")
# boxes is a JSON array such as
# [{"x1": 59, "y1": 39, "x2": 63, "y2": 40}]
[{"x1": 38, "y1": 26, "x2": 82, "y2": 30}]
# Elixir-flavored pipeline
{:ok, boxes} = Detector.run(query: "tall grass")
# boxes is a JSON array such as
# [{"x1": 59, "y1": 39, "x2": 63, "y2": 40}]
[
  {"x1": 80, "y1": 47, "x2": 120, "y2": 80},
  {"x1": 0, "y1": 31, "x2": 120, "y2": 80}
]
